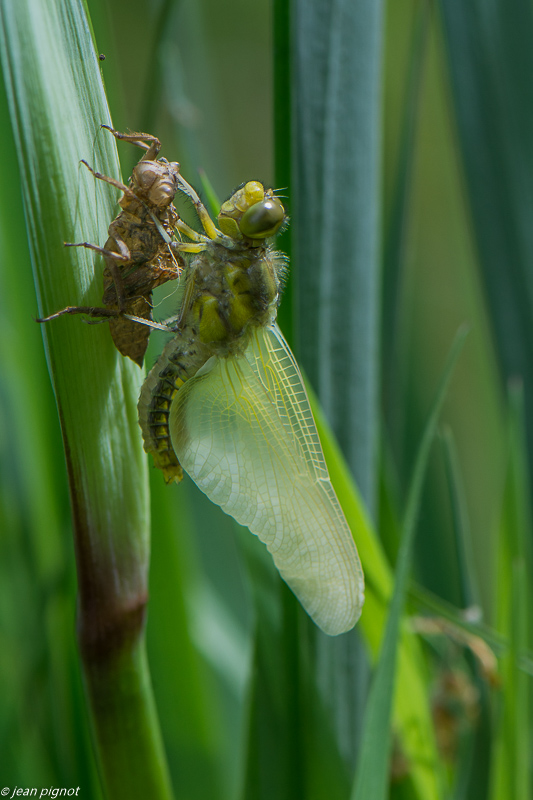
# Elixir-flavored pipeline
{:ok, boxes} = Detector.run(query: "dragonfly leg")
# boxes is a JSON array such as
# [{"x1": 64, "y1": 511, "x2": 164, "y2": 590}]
[
  {"x1": 101, "y1": 125, "x2": 162, "y2": 162},
  {"x1": 64, "y1": 236, "x2": 130, "y2": 310},
  {"x1": 80, "y1": 159, "x2": 134, "y2": 199},
  {"x1": 63, "y1": 239, "x2": 129, "y2": 262},
  {"x1": 172, "y1": 241, "x2": 207, "y2": 255},
  {"x1": 177, "y1": 176, "x2": 219, "y2": 240},
  {"x1": 36, "y1": 305, "x2": 120, "y2": 323},
  {"x1": 174, "y1": 218, "x2": 210, "y2": 243}
]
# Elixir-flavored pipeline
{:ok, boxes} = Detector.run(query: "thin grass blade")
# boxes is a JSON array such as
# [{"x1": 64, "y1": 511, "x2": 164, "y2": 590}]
[
  {"x1": 490, "y1": 383, "x2": 532, "y2": 800},
  {"x1": 351, "y1": 327, "x2": 469, "y2": 800},
  {"x1": 310, "y1": 388, "x2": 440, "y2": 800}
]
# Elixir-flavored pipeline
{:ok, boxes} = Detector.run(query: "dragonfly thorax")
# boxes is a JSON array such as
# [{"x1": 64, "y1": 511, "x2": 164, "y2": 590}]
[{"x1": 188, "y1": 242, "x2": 279, "y2": 350}]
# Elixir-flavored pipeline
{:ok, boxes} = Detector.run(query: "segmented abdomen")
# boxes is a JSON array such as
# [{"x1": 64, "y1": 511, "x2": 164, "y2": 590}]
[{"x1": 138, "y1": 327, "x2": 209, "y2": 482}]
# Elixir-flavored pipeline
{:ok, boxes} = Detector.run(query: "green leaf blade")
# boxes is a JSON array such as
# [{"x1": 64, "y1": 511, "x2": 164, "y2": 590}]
[{"x1": 352, "y1": 327, "x2": 468, "y2": 800}]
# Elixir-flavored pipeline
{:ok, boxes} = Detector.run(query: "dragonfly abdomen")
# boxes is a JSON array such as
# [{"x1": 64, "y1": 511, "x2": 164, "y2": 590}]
[{"x1": 138, "y1": 328, "x2": 210, "y2": 483}]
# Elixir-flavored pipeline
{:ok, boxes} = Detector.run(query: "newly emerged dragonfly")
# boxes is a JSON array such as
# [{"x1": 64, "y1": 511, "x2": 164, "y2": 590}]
[
  {"x1": 138, "y1": 176, "x2": 364, "y2": 635},
  {"x1": 38, "y1": 128, "x2": 182, "y2": 366}
]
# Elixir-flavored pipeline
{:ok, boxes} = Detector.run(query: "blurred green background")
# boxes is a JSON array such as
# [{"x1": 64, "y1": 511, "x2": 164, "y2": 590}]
[{"x1": 0, "y1": 0, "x2": 531, "y2": 798}]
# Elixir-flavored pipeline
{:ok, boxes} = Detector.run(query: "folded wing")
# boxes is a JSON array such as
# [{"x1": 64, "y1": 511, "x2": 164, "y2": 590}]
[{"x1": 170, "y1": 323, "x2": 364, "y2": 635}]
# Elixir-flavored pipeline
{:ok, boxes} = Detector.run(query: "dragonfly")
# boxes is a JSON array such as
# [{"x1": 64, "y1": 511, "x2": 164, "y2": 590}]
[
  {"x1": 138, "y1": 175, "x2": 364, "y2": 636},
  {"x1": 37, "y1": 127, "x2": 182, "y2": 366}
]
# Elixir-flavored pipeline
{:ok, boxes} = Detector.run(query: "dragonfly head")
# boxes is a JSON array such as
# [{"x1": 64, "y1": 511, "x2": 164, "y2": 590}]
[
  {"x1": 131, "y1": 160, "x2": 180, "y2": 208},
  {"x1": 218, "y1": 181, "x2": 287, "y2": 241}
]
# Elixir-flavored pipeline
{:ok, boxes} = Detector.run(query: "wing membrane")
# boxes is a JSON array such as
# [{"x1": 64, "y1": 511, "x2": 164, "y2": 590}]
[{"x1": 170, "y1": 324, "x2": 364, "y2": 635}]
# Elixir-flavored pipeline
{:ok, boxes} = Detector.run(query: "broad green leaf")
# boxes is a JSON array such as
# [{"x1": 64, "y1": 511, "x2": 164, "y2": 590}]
[
  {"x1": 0, "y1": 1, "x2": 173, "y2": 797},
  {"x1": 439, "y1": 0, "x2": 533, "y2": 498}
]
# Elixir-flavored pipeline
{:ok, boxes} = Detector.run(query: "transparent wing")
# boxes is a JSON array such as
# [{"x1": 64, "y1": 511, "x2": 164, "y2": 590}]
[{"x1": 170, "y1": 324, "x2": 364, "y2": 635}]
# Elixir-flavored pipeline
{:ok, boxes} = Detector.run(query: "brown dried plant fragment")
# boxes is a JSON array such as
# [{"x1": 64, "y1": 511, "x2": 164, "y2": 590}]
[{"x1": 38, "y1": 127, "x2": 183, "y2": 366}]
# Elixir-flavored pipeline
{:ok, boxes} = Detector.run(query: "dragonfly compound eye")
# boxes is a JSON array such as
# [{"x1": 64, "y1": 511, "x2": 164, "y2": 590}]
[{"x1": 239, "y1": 197, "x2": 286, "y2": 239}]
